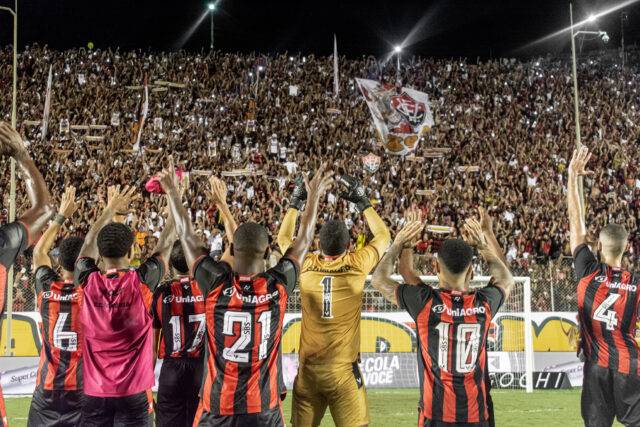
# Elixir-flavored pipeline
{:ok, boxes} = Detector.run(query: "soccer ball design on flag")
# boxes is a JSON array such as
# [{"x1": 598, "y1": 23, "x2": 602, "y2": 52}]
[{"x1": 356, "y1": 78, "x2": 434, "y2": 156}]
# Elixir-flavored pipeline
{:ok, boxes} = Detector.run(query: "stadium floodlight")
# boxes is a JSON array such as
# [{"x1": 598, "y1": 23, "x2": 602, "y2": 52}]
[
  {"x1": 569, "y1": 2, "x2": 610, "y2": 217},
  {"x1": 208, "y1": 3, "x2": 216, "y2": 50},
  {"x1": 393, "y1": 45, "x2": 402, "y2": 53},
  {"x1": 208, "y1": 3, "x2": 215, "y2": 10},
  {"x1": 0, "y1": 0, "x2": 18, "y2": 356}
]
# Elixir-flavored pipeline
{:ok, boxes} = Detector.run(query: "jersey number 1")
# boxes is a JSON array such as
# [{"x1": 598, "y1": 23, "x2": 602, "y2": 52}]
[{"x1": 320, "y1": 276, "x2": 333, "y2": 319}]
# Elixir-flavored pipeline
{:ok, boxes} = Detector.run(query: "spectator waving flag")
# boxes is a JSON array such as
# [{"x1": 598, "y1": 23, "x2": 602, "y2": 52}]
[
  {"x1": 41, "y1": 65, "x2": 53, "y2": 142},
  {"x1": 333, "y1": 34, "x2": 339, "y2": 97},
  {"x1": 356, "y1": 78, "x2": 434, "y2": 156},
  {"x1": 132, "y1": 73, "x2": 149, "y2": 152}
]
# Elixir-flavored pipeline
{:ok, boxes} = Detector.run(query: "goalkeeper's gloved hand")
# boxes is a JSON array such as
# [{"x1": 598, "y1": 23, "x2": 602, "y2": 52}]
[
  {"x1": 289, "y1": 176, "x2": 307, "y2": 210},
  {"x1": 338, "y1": 175, "x2": 372, "y2": 212}
]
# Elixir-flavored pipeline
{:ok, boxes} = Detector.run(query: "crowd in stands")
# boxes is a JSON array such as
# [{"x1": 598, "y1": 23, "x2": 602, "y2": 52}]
[{"x1": 2, "y1": 44, "x2": 640, "y2": 312}]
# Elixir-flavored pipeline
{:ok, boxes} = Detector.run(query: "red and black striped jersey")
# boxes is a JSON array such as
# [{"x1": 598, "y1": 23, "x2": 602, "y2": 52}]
[
  {"x1": 34, "y1": 266, "x2": 83, "y2": 391},
  {"x1": 574, "y1": 244, "x2": 640, "y2": 374},
  {"x1": 192, "y1": 255, "x2": 298, "y2": 416},
  {"x1": 396, "y1": 282, "x2": 504, "y2": 424},
  {"x1": 152, "y1": 276, "x2": 206, "y2": 359}
]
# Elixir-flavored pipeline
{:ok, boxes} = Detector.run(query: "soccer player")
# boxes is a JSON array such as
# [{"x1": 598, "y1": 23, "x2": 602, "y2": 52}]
[
  {"x1": 371, "y1": 214, "x2": 514, "y2": 427},
  {"x1": 567, "y1": 146, "x2": 640, "y2": 426},
  {"x1": 0, "y1": 122, "x2": 54, "y2": 427},
  {"x1": 152, "y1": 176, "x2": 237, "y2": 427},
  {"x1": 74, "y1": 185, "x2": 176, "y2": 426},
  {"x1": 277, "y1": 175, "x2": 391, "y2": 427},
  {"x1": 27, "y1": 186, "x2": 85, "y2": 426},
  {"x1": 160, "y1": 161, "x2": 333, "y2": 426}
]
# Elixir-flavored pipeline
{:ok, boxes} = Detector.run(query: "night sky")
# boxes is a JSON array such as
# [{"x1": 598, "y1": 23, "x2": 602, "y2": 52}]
[{"x1": 0, "y1": 0, "x2": 639, "y2": 58}]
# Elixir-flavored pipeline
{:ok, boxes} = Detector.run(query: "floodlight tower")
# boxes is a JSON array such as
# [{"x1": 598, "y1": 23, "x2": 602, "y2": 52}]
[
  {"x1": 208, "y1": 3, "x2": 215, "y2": 50},
  {"x1": 394, "y1": 45, "x2": 402, "y2": 82},
  {"x1": 569, "y1": 3, "x2": 609, "y2": 215}
]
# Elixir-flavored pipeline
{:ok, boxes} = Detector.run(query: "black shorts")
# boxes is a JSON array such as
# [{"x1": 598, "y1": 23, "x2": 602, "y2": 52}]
[
  {"x1": 582, "y1": 362, "x2": 640, "y2": 427},
  {"x1": 196, "y1": 406, "x2": 284, "y2": 427},
  {"x1": 81, "y1": 391, "x2": 153, "y2": 427},
  {"x1": 156, "y1": 358, "x2": 204, "y2": 427},
  {"x1": 27, "y1": 387, "x2": 85, "y2": 427}
]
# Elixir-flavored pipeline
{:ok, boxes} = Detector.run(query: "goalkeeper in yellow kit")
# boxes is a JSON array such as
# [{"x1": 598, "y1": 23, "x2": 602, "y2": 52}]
[{"x1": 278, "y1": 175, "x2": 391, "y2": 427}]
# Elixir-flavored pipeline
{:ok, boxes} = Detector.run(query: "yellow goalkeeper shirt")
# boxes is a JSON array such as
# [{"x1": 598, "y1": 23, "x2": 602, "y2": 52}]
[{"x1": 278, "y1": 207, "x2": 390, "y2": 365}]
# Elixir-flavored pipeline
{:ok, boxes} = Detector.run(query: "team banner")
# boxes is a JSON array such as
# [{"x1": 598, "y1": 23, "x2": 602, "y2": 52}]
[
  {"x1": 356, "y1": 78, "x2": 434, "y2": 156},
  {"x1": 41, "y1": 65, "x2": 53, "y2": 142}
]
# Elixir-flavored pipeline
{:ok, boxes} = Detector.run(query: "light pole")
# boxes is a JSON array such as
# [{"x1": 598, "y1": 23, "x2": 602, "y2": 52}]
[
  {"x1": 569, "y1": 3, "x2": 608, "y2": 216},
  {"x1": 208, "y1": 3, "x2": 215, "y2": 50},
  {"x1": 394, "y1": 45, "x2": 402, "y2": 83},
  {"x1": 621, "y1": 12, "x2": 628, "y2": 67},
  {"x1": 0, "y1": 0, "x2": 18, "y2": 357}
]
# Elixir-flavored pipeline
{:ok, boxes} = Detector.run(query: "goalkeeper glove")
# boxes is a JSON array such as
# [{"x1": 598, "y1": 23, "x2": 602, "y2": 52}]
[
  {"x1": 289, "y1": 176, "x2": 307, "y2": 210},
  {"x1": 338, "y1": 175, "x2": 372, "y2": 212}
]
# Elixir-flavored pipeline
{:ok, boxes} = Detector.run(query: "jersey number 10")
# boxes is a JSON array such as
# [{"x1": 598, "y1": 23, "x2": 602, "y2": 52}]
[{"x1": 435, "y1": 322, "x2": 481, "y2": 374}]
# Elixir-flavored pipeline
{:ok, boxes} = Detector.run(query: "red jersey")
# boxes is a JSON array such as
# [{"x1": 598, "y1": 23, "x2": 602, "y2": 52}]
[
  {"x1": 396, "y1": 282, "x2": 504, "y2": 424},
  {"x1": 574, "y1": 244, "x2": 640, "y2": 374},
  {"x1": 152, "y1": 276, "x2": 206, "y2": 359},
  {"x1": 34, "y1": 266, "x2": 83, "y2": 391},
  {"x1": 193, "y1": 255, "x2": 298, "y2": 416}
]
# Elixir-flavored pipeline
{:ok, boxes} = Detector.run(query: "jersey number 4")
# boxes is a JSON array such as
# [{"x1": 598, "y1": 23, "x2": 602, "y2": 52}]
[
  {"x1": 222, "y1": 311, "x2": 272, "y2": 363},
  {"x1": 593, "y1": 294, "x2": 621, "y2": 331},
  {"x1": 435, "y1": 323, "x2": 481, "y2": 374}
]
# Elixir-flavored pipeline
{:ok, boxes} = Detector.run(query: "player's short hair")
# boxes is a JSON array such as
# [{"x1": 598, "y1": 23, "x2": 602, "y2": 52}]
[
  {"x1": 97, "y1": 222, "x2": 134, "y2": 259},
  {"x1": 319, "y1": 220, "x2": 350, "y2": 256},
  {"x1": 437, "y1": 239, "x2": 473, "y2": 275},
  {"x1": 599, "y1": 224, "x2": 629, "y2": 257},
  {"x1": 59, "y1": 236, "x2": 84, "y2": 272},
  {"x1": 233, "y1": 222, "x2": 269, "y2": 255},
  {"x1": 170, "y1": 240, "x2": 189, "y2": 274}
]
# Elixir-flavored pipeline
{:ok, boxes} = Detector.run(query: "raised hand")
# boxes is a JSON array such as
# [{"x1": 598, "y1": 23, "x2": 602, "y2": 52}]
[
  {"x1": 289, "y1": 176, "x2": 307, "y2": 210},
  {"x1": 208, "y1": 176, "x2": 228, "y2": 205},
  {"x1": 405, "y1": 206, "x2": 423, "y2": 223},
  {"x1": 462, "y1": 218, "x2": 488, "y2": 251},
  {"x1": 337, "y1": 174, "x2": 371, "y2": 212},
  {"x1": 304, "y1": 164, "x2": 334, "y2": 202},
  {"x1": 0, "y1": 122, "x2": 28, "y2": 159},
  {"x1": 106, "y1": 185, "x2": 138, "y2": 214},
  {"x1": 59, "y1": 186, "x2": 78, "y2": 218},
  {"x1": 478, "y1": 206, "x2": 492, "y2": 232},
  {"x1": 393, "y1": 221, "x2": 423, "y2": 248},
  {"x1": 568, "y1": 146, "x2": 593, "y2": 177},
  {"x1": 158, "y1": 156, "x2": 179, "y2": 194}
]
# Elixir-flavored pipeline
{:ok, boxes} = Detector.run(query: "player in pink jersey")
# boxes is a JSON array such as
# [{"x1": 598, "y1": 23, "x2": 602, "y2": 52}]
[{"x1": 74, "y1": 185, "x2": 176, "y2": 426}]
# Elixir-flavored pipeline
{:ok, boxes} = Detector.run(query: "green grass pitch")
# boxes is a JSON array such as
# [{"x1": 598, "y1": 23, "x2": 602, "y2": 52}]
[{"x1": 4, "y1": 389, "x2": 623, "y2": 426}]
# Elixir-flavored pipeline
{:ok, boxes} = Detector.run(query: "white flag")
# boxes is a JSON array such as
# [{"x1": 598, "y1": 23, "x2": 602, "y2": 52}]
[
  {"x1": 132, "y1": 75, "x2": 149, "y2": 152},
  {"x1": 333, "y1": 34, "x2": 339, "y2": 97},
  {"x1": 41, "y1": 66, "x2": 53, "y2": 142}
]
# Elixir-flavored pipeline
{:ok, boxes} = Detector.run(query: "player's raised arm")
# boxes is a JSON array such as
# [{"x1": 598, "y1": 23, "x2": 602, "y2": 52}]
[
  {"x1": 371, "y1": 221, "x2": 424, "y2": 305},
  {"x1": 78, "y1": 185, "x2": 137, "y2": 261},
  {"x1": 0, "y1": 122, "x2": 54, "y2": 240},
  {"x1": 149, "y1": 200, "x2": 176, "y2": 267},
  {"x1": 398, "y1": 207, "x2": 424, "y2": 285},
  {"x1": 276, "y1": 176, "x2": 306, "y2": 254},
  {"x1": 208, "y1": 176, "x2": 237, "y2": 265},
  {"x1": 284, "y1": 165, "x2": 333, "y2": 265},
  {"x1": 567, "y1": 147, "x2": 592, "y2": 254},
  {"x1": 33, "y1": 186, "x2": 78, "y2": 270},
  {"x1": 463, "y1": 218, "x2": 515, "y2": 300},
  {"x1": 158, "y1": 158, "x2": 207, "y2": 270}
]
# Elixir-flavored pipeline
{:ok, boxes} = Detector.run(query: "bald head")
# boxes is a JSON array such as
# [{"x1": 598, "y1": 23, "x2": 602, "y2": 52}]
[
  {"x1": 599, "y1": 224, "x2": 628, "y2": 258},
  {"x1": 233, "y1": 222, "x2": 269, "y2": 256}
]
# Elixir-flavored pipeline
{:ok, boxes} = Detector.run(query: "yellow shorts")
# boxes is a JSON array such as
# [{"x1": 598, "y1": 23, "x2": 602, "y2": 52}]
[{"x1": 291, "y1": 362, "x2": 369, "y2": 427}]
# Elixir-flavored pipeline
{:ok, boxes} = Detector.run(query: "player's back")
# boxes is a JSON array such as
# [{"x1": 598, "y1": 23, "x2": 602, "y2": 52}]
[
  {"x1": 574, "y1": 244, "x2": 640, "y2": 374},
  {"x1": 397, "y1": 282, "x2": 504, "y2": 424},
  {"x1": 80, "y1": 267, "x2": 155, "y2": 397},
  {"x1": 153, "y1": 277, "x2": 206, "y2": 359},
  {"x1": 35, "y1": 271, "x2": 83, "y2": 391},
  {"x1": 298, "y1": 251, "x2": 371, "y2": 365}
]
